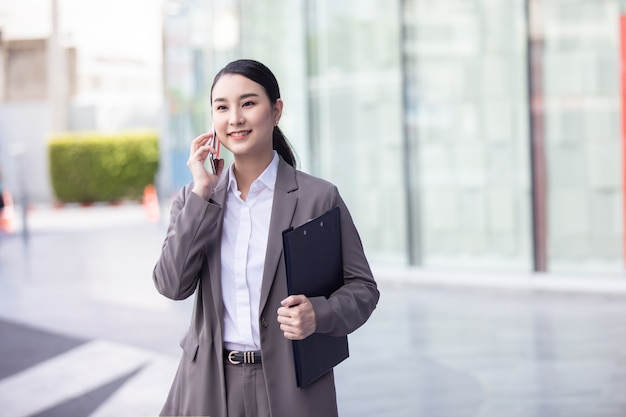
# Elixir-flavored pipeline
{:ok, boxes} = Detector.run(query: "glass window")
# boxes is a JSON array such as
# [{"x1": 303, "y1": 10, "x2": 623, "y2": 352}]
[
  {"x1": 542, "y1": 0, "x2": 624, "y2": 272},
  {"x1": 237, "y1": 0, "x2": 311, "y2": 171},
  {"x1": 164, "y1": 0, "x2": 625, "y2": 274},
  {"x1": 404, "y1": 0, "x2": 533, "y2": 270},
  {"x1": 306, "y1": 0, "x2": 407, "y2": 264}
]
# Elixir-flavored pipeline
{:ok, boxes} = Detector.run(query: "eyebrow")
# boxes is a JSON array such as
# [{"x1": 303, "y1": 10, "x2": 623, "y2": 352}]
[{"x1": 212, "y1": 93, "x2": 260, "y2": 103}]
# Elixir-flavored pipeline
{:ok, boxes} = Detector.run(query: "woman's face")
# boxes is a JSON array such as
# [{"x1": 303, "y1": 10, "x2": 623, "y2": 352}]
[{"x1": 211, "y1": 74, "x2": 282, "y2": 160}]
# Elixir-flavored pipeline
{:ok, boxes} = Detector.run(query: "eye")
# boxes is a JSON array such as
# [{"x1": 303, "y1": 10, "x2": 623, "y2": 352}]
[
  {"x1": 242, "y1": 101, "x2": 255, "y2": 107},
  {"x1": 215, "y1": 104, "x2": 227, "y2": 111}
]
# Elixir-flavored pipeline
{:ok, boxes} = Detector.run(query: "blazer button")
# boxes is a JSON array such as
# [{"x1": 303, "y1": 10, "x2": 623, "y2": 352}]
[{"x1": 261, "y1": 317, "x2": 269, "y2": 328}]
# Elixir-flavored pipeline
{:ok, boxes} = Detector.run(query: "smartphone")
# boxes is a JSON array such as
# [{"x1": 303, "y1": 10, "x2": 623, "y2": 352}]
[{"x1": 209, "y1": 123, "x2": 220, "y2": 174}]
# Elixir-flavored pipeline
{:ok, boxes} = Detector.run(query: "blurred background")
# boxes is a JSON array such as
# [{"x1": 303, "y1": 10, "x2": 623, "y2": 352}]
[
  {"x1": 2, "y1": 1, "x2": 626, "y2": 416},
  {"x1": 0, "y1": 0, "x2": 625, "y2": 281}
]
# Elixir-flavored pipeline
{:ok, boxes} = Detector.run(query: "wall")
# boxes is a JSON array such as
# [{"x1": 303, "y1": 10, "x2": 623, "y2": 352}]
[{"x1": 0, "y1": 102, "x2": 50, "y2": 203}]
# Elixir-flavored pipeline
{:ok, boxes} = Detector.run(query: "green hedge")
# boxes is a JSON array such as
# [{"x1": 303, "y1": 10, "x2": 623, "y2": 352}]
[{"x1": 49, "y1": 130, "x2": 159, "y2": 203}]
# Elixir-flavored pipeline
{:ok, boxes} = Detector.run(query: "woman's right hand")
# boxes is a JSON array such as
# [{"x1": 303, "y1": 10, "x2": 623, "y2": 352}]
[{"x1": 188, "y1": 131, "x2": 224, "y2": 200}]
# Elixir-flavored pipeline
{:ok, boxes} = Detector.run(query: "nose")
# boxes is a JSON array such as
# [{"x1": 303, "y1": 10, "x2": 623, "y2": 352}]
[{"x1": 228, "y1": 108, "x2": 243, "y2": 126}]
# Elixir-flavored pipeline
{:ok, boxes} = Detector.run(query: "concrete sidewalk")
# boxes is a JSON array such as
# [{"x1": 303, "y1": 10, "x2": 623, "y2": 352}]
[
  {"x1": 9, "y1": 201, "x2": 626, "y2": 294},
  {"x1": 1, "y1": 203, "x2": 626, "y2": 417}
]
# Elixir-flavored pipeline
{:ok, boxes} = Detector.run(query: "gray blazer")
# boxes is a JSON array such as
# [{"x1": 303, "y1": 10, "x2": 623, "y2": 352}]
[{"x1": 153, "y1": 156, "x2": 379, "y2": 416}]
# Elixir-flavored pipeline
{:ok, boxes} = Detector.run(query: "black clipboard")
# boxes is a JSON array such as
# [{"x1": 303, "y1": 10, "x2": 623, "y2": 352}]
[{"x1": 282, "y1": 207, "x2": 349, "y2": 389}]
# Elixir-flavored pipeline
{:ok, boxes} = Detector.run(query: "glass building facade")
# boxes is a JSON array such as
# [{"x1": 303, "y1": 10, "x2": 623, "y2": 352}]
[{"x1": 162, "y1": 0, "x2": 625, "y2": 275}]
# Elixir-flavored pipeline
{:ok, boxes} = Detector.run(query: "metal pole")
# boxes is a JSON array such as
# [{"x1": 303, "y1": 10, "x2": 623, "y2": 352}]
[
  {"x1": 525, "y1": 0, "x2": 548, "y2": 272},
  {"x1": 48, "y1": 0, "x2": 68, "y2": 132},
  {"x1": 400, "y1": 0, "x2": 421, "y2": 266},
  {"x1": 619, "y1": 14, "x2": 626, "y2": 268}
]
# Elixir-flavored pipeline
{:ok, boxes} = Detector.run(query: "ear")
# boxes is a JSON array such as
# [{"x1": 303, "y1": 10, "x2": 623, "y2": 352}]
[{"x1": 273, "y1": 98, "x2": 284, "y2": 124}]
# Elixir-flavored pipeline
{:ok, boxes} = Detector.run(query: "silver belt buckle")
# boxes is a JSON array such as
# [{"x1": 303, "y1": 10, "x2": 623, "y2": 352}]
[{"x1": 227, "y1": 350, "x2": 241, "y2": 365}]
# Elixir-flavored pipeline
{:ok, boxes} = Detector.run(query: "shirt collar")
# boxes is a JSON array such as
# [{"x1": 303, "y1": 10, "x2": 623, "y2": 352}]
[{"x1": 227, "y1": 151, "x2": 279, "y2": 193}]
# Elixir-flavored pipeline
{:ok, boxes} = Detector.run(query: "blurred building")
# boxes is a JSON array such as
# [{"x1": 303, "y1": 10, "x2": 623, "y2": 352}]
[
  {"x1": 0, "y1": 0, "x2": 163, "y2": 203},
  {"x1": 162, "y1": 0, "x2": 625, "y2": 275}
]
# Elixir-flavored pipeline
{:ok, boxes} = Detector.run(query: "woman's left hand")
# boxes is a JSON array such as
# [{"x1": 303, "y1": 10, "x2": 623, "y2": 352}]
[{"x1": 277, "y1": 295, "x2": 316, "y2": 340}]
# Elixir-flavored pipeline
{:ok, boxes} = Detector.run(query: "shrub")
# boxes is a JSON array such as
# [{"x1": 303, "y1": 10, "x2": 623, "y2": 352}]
[{"x1": 49, "y1": 130, "x2": 159, "y2": 203}]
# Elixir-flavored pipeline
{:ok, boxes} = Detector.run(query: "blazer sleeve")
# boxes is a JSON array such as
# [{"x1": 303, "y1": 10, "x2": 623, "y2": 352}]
[
  {"x1": 152, "y1": 184, "x2": 222, "y2": 300},
  {"x1": 308, "y1": 187, "x2": 380, "y2": 337}
]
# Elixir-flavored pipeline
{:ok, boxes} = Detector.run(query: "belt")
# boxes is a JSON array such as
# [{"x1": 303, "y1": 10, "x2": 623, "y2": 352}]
[{"x1": 225, "y1": 349, "x2": 262, "y2": 365}]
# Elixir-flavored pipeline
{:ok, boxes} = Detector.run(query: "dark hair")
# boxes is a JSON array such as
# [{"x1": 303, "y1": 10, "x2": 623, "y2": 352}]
[{"x1": 210, "y1": 59, "x2": 297, "y2": 168}]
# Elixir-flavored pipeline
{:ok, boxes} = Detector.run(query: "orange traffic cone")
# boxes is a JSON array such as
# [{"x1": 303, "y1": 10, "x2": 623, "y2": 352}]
[
  {"x1": 0, "y1": 191, "x2": 15, "y2": 233},
  {"x1": 143, "y1": 184, "x2": 160, "y2": 223}
]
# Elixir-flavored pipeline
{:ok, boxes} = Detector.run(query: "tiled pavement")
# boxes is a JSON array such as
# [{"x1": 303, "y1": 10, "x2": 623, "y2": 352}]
[
  {"x1": 0, "y1": 319, "x2": 177, "y2": 417},
  {"x1": 1, "y1": 204, "x2": 626, "y2": 417}
]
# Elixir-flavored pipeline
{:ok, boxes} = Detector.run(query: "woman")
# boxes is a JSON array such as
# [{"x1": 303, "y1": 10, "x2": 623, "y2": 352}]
[{"x1": 153, "y1": 59, "x2": 379, "y2": 417}]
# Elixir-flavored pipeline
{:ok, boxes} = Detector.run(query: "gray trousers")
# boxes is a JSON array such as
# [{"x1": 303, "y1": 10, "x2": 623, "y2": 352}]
[{"x1": 224, "y1": 362, "x2": 271, "y2": 417}]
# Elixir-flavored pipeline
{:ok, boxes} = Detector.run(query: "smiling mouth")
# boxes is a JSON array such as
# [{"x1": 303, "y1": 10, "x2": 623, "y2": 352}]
[{"x1": 228, "y1": 130, "x2": 251, "y2": 139}]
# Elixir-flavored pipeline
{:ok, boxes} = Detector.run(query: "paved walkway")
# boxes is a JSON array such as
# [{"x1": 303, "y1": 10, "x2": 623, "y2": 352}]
[{"x1": 1, "y1": 204, "x2": 626, "y2": 416}]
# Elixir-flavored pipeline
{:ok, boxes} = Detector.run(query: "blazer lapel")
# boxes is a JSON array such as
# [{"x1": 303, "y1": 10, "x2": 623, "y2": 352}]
[
  {"x1": 259, "y1": 158, "x2": 299, "y2": 311},
  {"x1": 208, "y1": 173, "x2": 229, "y2": 328}
]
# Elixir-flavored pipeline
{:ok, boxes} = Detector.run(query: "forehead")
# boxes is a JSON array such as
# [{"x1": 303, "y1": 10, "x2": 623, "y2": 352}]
[{"x1": 212, "y1": 74, "x2": 267, "y2": 101}]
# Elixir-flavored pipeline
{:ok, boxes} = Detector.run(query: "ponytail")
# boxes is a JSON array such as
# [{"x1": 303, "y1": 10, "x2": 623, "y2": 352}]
[{"x1": 272, "y1": 126, "x2": 296, "y2": 168}]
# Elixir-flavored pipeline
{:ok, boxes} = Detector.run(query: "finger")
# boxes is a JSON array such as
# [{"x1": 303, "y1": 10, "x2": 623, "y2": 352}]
[
  {"x1": 191, "y1": 133, "x2": 210, "y2": 148},
  {"x1": 191, "y1": 135, "x2": 218, "y2": 159},
  {"x1": 277, "y1": 304, "x2": 303, "y2": 320},
  {"x1": 280, "y1": 325, "x2": 302, "y2": 340},
  {"x1": 189, "y1": 146, "x2": 210, "y2": 164},
  {"x1": 281, "y1": 294, "x2": 306, "y2": 307},
  {"x1": 190, "y1": 132, "x2": 214, "y2": 151},
  {"x1": 276, "y1": 306, "x2": 291, "y2": 318},
  {"x1": 196, "y1": 131, "x2": 214, "y2": 142}
]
